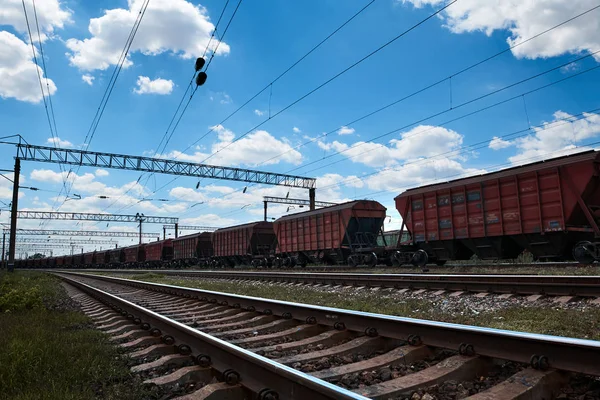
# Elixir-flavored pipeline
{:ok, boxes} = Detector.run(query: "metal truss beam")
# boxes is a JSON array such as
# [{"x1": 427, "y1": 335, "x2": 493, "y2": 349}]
[
  {"x1": 263, "y1": 196, "x2": 336, "y2": 208},
  {"x1": 16, "y1": 238, "x2": 115, "y2": 245},
  {"x1": 4, "y1": 229, "x2": 159, "y2": 238},
  {"x1": 17, "y1": 211, "x2": 178, "y2": 224},
  {"x1": 262, "y1": 196, "x2": 337, "y2": 221},
  {"x1": 15, "y1": 144, "x2": 316, "y2": 189},
  {"x1": 16, "y1": 244, "x2": 76, "y2": 249},
  {"x1": 163, "y1": 225, "x2": 219, "y2": 231}
]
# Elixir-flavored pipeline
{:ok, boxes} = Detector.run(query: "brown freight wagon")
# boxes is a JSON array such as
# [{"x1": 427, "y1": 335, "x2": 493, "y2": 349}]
[
  {"x1": 55, "y1": 256, "x2": 65, "y2": 267},
  {"x1": 123, "y1": 244, "x2": 145, "y2": 267},
  {"x1": 83, "y1": 252, "x2": 94, "y2": 267},
  {"x1": 273, "y1": 200, "x2": 388, "y2": 267},
  {"x1": 212, "y1": 222, "x2": 276, "y2": 267},
  {"x1": 144, "y1": 239, "x2": 173, "y2": 267},
  {"x1": 95, "y1": 250, "x2": 109, "y2": 267},
  {"x1": 172, "y1": 232, "x2": 212, "y2": 267},
  {"x1": 395, "y1": 150, "x2": 600, "y2": 265},
  {"x1": 72, "y1": 253, "x2": 84, "y2": 267},
  {"x1": 108, "y1": 248, "x2": 125, "y2": 267}
]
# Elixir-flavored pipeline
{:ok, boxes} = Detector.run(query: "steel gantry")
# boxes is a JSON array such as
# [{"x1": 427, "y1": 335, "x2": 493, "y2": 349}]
[
  {"x1": 16, "y1": 211, "x2": 178, "y2": 224},
  {"x1": 262, "y1": 196, "x2": 337, "y2": 221},
  {"x1": 4, "y1": 142, "x2": 318, "y2": 271},
  {"x1": 4, "y1": 229, "x2": 159, "y2": 238},
  {"x1": 16, "y1": 238, "x2": 116, "y2": 245},
  {"x1": 162, "y1": 224, "x2": 219, "y2": 239},
  {"x1": 15, "y1": 144, "x2": 316, "y2": 189}
]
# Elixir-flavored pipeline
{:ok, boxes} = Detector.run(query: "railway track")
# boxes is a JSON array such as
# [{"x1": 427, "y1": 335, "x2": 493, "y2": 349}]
[
  {"x1": 74, "y1": 269, "x2": 600, "y2": 300},
  {"x1": 57, "y1": 271, "x2": 600, "y2": 400}
]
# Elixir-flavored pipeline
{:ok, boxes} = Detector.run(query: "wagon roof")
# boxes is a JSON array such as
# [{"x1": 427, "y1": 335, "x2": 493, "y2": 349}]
[
  {"x1": 214, "y1": 221, "x2": 273, "y2": 233},
  {"x1": 274, "y1": 200, "x2": 386, "y2": 222},
  {"x1": 395, "y1": 149, "x2": 599, "y2": 199}
]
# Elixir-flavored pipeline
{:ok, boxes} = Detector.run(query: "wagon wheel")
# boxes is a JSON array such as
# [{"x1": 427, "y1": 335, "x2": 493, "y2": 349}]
[
  {"x1": 347, "y1": 254, "x2": 359, "y2": 268},
  {"x1": 411, "y1": 249, "x2": 429, "y2": 267},
  {"x1": 573, "y1": 241, "x2": 596, "y2": 264},
  {"x1": 366, "y1": 252, "x2": 378, "y2": 268}
]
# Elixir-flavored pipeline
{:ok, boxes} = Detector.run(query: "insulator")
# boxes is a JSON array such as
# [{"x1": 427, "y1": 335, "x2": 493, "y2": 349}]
[
  {"x1": 195, "y1": 57, "x2": 206, "y2": 71},
  {"x1": 196, "y1": 72, "x2": 208, "y2": 86}
]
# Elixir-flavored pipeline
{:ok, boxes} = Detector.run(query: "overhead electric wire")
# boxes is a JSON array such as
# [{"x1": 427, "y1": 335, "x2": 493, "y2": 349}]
[
  {"x1": 171, "y1": 57, "x2": 600, "y2": 219},
  {"x1": 291, "y1": 51, "x2": 600, "y2": 174},
  {"x1": 99, "y1": 0, "x2": 242, "y2": 215},
  {"x1": 135, "y1": 0, "x2": 596, "y2": 205},
  {"x1": 109, "y1": 0, "x2": 448, "y2": 211},
  {"x1": 193, "y1": 0, "x2": 459, "y2": 166},
  {"x1": 104, "y1": 0, "x2": 373, "y2": 215},
  {"x1": 254, "y1": 3, "x2": 600, "y2": 168},
  {"x1": 22, "y1": 0, "x2": 69, "y2": 222},
  {"x1": 316, "y1": 107, "x2": 600, "y2": 191},
  {"x1": 354, "y1": 139, "x2": 600, "y2": 202},
  {"x1": 55, "y1": 0, "x2": 151, "y2": 216}
]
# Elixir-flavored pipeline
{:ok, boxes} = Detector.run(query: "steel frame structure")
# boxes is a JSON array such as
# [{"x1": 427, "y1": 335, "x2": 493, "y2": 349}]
[
  {"x1": 161, "y1": 224, "x2": 219, "y2": 240},
  {"x1": 16, "y1": 238, "x2": 115, "y2": 245},
  {"x1": 15, "y1": 144, "x2": 316, "y2": 189},
  {"x1": 262, "y1": 196, "x2": 337, "y2": 221},
  {"x1": 4, "y1": 142, "x2": 317, "y2": 270},
  {"x1": 16, "y1": 211, "x2": 178, "y2": 224},
  {"x1": 4, "y1": 229, "x2": 159, "y2": 238}
]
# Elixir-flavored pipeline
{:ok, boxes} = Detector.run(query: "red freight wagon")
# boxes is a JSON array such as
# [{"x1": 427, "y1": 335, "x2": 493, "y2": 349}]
[
  {"x1": 33, "y1": 258, "x2": 41, "y2": 268},
  {"x1": 95, "y1": 251, "x2": 109, "y2": 267},
  {"x1": 55, "y1": 256, "x2": 65, "y2": 267},
  {"x1": 64, "y1": 255, "x2": 74, "y2": 267},
  {"x1": 123, "y1": 244, "x2": 145, "y2": 266},
  {"x1": 145, "y1": 239, "x2": 173, "y2": 267},
  {"x1": 72, "y1": 253, "x2": 84, "y2": 267},
  {"x1": 212, "y1": 222, "x2": 276, "y2": 267},
  {"x1": 108, "y1": 248, "x2": 125, "y2": 266},
  {"x1": 172, "y1": 232, "x2": 212, "y2": 267},
  {"x1": 273, "y1": 200, "x2": 387, "y2": 267},
  {"x1": 395, "y1": 150, "x2": 600, "y2": 265},
  {"x1": 83, "y1": 252, "x2": 94, "y2": 267}
]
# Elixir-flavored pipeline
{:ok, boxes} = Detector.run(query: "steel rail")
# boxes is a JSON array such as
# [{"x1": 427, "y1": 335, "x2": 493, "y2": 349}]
[
  {"x1": 69, "y1": 269, "x2": 600, "y2": 297},
  {"x1": 57, "y1": 273, "x2": 368, "y2": 400},
  {"x1": 59, "y1": 271, "x2": 600, "y2": 376}
]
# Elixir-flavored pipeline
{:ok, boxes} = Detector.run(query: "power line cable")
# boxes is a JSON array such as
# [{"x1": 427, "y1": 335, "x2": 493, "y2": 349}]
[
  {"x1": 193, "y1": 0, "x2": 459, "y2": 166},
  {"x1": 171, "y1": 59, "x2": 600, "y2": 219},
  {"x1": 254, "y1": 3, "x2": 600, "y2": 168}
]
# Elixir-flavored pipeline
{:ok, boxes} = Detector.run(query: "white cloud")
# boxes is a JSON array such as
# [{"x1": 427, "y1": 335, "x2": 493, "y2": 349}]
[
  {"x1": 0, "y1": 0, "x2": 71, "y2": 42},
  {"x1": 66, "y1": 0, "x2": 230, "y2": 71},
  {"x1": 254, "y1": 109, "x2": 264, "y2": 116},
  {"x1": 134, "y1": 76, "x2": 174, "y2": 95},
  {"x1": 489, "y1": 136, "x2": 513, "y2": 150},
  {"x1": 0, "y1": 31, "x2": 57, "y2": 103},
  {"x1": 81, "y1": 74, "x2": 95, "y2": 85},
  {"x1": 508, "y1": 111, "x2": 600, "y2": 164},
  {"x1": 366, "y1": 157, "x2": 486, "y2": 192},
  {"x1": 220, "y1": 93, "x2": 231, "y2": 104},
  {"x1": 95, "y1": 169, "x2": 109, "y2": 177},
  {"x1": 293, "y1": 127, "x2": 301, "y2": 133},
  {"x1": 46, "y1": 137, "x2": 73, "y2": 148},
  {"x1": 164, "y1": 125, "x2": 303, "y2": 166},
  {"x1": 319, "y1": 125, "x2": 464, "y2": 167},
  {"x1": 402, "y1": 0, "x2": 600, "y2": 61},
  {"x1": 338, "y1": 126, "x2": 355, "y2": 135}
]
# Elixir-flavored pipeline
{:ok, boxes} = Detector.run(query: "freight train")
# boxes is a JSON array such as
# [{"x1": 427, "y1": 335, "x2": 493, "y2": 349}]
[{"x1": 17, "y1": 150, "x2": 600, "y2": 269}]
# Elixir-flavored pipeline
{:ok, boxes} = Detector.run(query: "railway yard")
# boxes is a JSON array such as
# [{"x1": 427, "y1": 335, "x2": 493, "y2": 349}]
[{"x1": 3, "y1": 1, "x2": 600, "y2": 398}]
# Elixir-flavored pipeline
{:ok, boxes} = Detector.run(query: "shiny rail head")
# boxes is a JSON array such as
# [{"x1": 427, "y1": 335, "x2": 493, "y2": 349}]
[
  {"x1": 57, "y1": 271, "x2": 600, "y2": 349},
  {"x1": 57, "y1": 273, "x2": 370, "y2": 400}
]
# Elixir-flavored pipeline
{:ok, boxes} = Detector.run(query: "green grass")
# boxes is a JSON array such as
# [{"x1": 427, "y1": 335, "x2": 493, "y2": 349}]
[
  {"x1": 0, "y1": 271, "x2": 156, "y2": 400},
  {"x1": 117, "y1": 274, "x2": 600, "y2": 341}
]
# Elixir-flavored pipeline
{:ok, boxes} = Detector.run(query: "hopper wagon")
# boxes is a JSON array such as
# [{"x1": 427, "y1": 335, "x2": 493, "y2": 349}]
[
  {"x1": 273, "y1": 200, "x2": 388, "y2": 267},
  {"x1": 145, "y1": 239, "x2": 173, "y2": 268},
  {"x1": 172, "y1": 232, "x2": 212, "y2": 267},
  {"x1": 212, "y1": 222, "x2": 276, "y2": 267},
  {"x1": 394, "y1": 150, "x2": 600, "y2": 266}
]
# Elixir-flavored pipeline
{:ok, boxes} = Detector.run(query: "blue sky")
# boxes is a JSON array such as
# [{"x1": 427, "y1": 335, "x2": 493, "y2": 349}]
[{"x1": 1, "y1": 0, "x2": 600, "y2": 255}]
